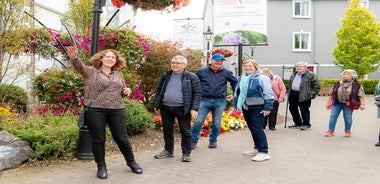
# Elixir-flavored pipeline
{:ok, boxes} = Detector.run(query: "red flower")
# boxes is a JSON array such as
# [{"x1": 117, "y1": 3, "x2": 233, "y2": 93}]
[
  {"x1": 153, "y1": 115, "x2": 162, "y2": 122},
  {"x1": 201, "y1": 129, "x2": 209, "y2": 137},
  {"x1": 111, "y1": 0, "x2": 125, "y2": 8},
  {"x1": 211, "y1": 48, "x2": 233, "y2": 58},
  {"x1": 230, "y1": 109, "x2": 242, "y2": 117}
]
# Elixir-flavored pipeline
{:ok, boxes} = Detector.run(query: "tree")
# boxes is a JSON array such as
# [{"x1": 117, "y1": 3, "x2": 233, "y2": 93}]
[
  {"x1": 62, "y1": 0, "x2": 93, "y2": 40},
  {"x1": 136, "y1": 39, "x2": 202, "y2": 110},
  {"x1": 137, "y1": 40, "x2": 181, "y2": 109},
  {"x1": 0, "y1": 0, "x2": 32, "y2": 84},
  {"x1": 333, "y1": 0, "x2": 380, "y2": 78}
]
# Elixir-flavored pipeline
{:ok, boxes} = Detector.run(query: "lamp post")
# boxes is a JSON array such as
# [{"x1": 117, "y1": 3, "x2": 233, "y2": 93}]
[
  {"x1": 203, "y1": 26, "x2": 213, "y2": 65},
  {"x1": 77, "y1": 0, "x2": 106, "y2": 160}
]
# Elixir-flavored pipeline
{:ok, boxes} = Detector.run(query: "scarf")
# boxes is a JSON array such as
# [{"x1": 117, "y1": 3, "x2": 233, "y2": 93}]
[
  {"x1": 341, "y1": 80, "x2": 353, "y2": 101},
  {"x1": 237, "y1": 73, "x2": 253, "y2": 110}
]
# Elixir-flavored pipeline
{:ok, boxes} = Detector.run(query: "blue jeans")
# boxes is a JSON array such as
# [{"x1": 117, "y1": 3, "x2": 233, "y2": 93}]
[
  {"x1": 243, "y1": 107, "x2": 268, "y2": 153},
  {"x1": 191, "y1": 99, "x2": 226, "y2": 142},
  {"x1": 328, "y1": 102, "x2": 353, "y2": 131}
]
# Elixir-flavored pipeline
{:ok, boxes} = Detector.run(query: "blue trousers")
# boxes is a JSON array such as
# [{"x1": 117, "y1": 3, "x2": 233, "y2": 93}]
[{"x1": 243, "y1": 107, "x2": 269, "y2": 153}]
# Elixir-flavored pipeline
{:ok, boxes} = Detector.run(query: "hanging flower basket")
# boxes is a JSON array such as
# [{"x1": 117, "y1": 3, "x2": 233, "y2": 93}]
[
  {"x1": 211, "y1": 48, "x2": 234, "y2": 58},
  {"x1": 111, "y1": 0, "x2": 190, "y2": 11}
]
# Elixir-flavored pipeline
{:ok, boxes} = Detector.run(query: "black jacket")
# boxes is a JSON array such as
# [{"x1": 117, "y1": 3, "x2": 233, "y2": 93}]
[
  {"x1": 154, "y1": 70, "x2": 202, "y2": 115},
  {"x1": 289, "y1": 71, "x2": 320, "y2": 102}
]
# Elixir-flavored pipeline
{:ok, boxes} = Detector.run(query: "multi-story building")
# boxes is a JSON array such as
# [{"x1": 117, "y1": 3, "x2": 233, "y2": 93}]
[{"x1": 203, "y1": 0, "x2": 380, "y2": 79}]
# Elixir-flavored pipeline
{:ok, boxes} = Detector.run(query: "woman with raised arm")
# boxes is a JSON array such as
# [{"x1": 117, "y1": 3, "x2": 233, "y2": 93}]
[{"x1": 66, "y1": 46, "x2": 143, "y2": 179}]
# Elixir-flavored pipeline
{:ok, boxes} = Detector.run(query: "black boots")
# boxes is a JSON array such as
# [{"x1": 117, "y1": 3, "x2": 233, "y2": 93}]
[
  {"x1": 127, "y1": 161, "x2": 143, "y2": 174},
  {"x1": 97, "y1": 162, "x2": 108, "y2": 179},
  {"x1": 96, "y1": 161, "x2": 142, "y2": 178}
]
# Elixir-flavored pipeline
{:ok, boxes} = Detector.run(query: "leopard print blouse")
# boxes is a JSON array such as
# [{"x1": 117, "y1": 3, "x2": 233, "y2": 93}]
[{"x1": 71, "y1": 58, "x2": 126, "y2": 109}]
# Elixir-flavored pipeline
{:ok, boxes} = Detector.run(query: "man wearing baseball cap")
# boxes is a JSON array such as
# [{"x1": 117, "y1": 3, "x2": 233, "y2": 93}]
[{"x1": 191, "y1": 53, "x2": 238, "y2": 149}]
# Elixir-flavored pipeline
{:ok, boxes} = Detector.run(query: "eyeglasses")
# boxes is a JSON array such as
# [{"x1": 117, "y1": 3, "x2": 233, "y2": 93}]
[{"x1": 171, "y1": 62, "x2": 185, "y2": 65}]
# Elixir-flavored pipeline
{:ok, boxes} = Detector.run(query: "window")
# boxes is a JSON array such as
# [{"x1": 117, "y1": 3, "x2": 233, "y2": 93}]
[
  {"x1": 293, "y1": 32, "x2": 311, "y2": 51},
  {"x1": 293, "y1": 0, "x2": 311, "y2": 18},
  {"x1": 360, "y1": 0, "x2": 369, "y2": 8}
]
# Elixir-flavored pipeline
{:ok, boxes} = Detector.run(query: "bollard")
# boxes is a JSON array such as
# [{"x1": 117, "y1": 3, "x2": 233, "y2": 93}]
[{"x1": 77, "y1": 126, "x2": 94, "y2": 160}]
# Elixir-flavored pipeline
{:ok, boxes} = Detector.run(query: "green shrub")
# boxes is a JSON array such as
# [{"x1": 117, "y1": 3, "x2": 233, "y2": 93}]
[
  {"x1": 124, "y1": 99, "x2": 153, "y2": 135},
  {"x1": 32, "y1": 68, "x2": 84, "y2": 108},
  {"x1": 358, "y1": 79, "x2": 379, "y2": 94},
  {"x1": 282, "y1": 79, "x2": 379, "y2": 95},
  {"x1": 283, "y1": 79, "x2": 290, "y2": 91},
  {"x1": 319, "y1": 79, "x2": 339, "y2": 86},
  {"x1": 1, "y1": 113, "x2": 79, "y2": 161},
  {"x1": 0, "y1": 84, "x2": 28, "y2": 113}
]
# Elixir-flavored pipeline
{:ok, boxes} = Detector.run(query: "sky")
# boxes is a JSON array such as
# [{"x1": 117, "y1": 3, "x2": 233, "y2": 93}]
[
  {"x1": 134, "y1": 0, "x2": 205, "y2": 40},
  {"x1": 34, "y1": 0, "x2": 205, "y2": 40}
]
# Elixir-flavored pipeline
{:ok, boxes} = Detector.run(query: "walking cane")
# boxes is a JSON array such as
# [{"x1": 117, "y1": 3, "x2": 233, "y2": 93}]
[{"x1": 284, "y1": 92, "x2": 289, "y2": 128}]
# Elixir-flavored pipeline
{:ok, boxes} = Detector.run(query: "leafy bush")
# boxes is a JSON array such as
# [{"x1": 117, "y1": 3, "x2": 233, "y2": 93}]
[
  {"x1": 0, "y1": 84, "x2": 28, "y2": 113},
  {"x1": 79, "y1": 27, "x2": 150, "y2": 68},
  {"x1": 320, "y1": 79, "x2": 340, "y2": 87},
  {"x1": 1, "y1": 113, "x2": 79, "y2": 161},
  {"x1": 282, "y1": 79, "x2": 379, "y2": 95},
  {"x1": 32, "y1": 68, "x2": 84, "y2": 115},
  {"x1": 358, "y1": 79, "x2": 379, "y2": 94},
  {"x1": 0, "y1": 100, "x2": 153, "y2": 162},
  {"x1": 124, "y1": 99, "x2": 153, "y2": 135},
  {"x1": 283, "y1": 79, "x2": 290, "y2": 91}
]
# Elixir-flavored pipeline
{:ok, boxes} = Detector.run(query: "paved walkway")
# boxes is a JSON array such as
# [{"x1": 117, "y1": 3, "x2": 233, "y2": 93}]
[{"x1": 1, "y1": 96, "x2": 379, "y2": 184}]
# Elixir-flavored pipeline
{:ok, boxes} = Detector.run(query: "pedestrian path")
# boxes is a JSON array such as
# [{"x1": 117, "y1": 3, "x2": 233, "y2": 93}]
[{"x1": 0, "y1": 96, "x2": 379, "y2": 184}]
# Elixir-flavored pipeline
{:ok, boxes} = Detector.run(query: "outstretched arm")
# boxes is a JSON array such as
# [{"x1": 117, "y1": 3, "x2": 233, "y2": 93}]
[{"x1": 66, "y1": 46, "x2": 78, "y2": 60}]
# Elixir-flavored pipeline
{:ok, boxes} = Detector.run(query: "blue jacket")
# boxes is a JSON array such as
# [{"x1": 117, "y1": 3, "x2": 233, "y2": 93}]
[
  {"x1": 154, "y1": 70, "x2": 202, "y2": 115},
  {"x1": 196, "y1": 66, "x2": 238, "y2": 99},
  {"x1": 234, "y1": 72, "x2": 274, "y2": 111}
]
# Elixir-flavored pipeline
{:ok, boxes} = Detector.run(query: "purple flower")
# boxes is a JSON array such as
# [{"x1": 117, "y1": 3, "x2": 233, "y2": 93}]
[{"x1": 223, "y1": 32, "x2": 244, "y2": 44}]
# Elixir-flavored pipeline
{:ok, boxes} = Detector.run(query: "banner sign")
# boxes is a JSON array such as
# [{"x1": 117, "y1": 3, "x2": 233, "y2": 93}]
[
  {"x1": 213, "y1": 0, "x2": 267, "y2": 45},
  {"x1": 173, "y1": 18, "x2": 204, "y2": 49}
]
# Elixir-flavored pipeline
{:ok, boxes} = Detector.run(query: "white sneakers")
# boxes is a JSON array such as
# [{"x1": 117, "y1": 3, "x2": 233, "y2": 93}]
[
  {"x1": 243, "y1": 149, "x2": 271, "y2": 161},
  {"x1": 243, "y1": 149, "x2": 259, "y2": 156},
  {"x1": 251, "y1": 153, "x2": 271, "y2": 162}
]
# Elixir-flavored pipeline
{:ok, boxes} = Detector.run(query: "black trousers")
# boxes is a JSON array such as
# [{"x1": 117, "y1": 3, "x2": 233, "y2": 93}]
[
  {"x1": 288, "y1": 91, "x2": 312, "y2": 126},
  {"x1": 160, "y1": 105, "x2": 191, "y2": 155},
  {"x1": 86, "y1": 108, "x2": 135, "y2": 164},
  {"x1": 263, "y1": 101, "x2": 279, "y2": 128}
]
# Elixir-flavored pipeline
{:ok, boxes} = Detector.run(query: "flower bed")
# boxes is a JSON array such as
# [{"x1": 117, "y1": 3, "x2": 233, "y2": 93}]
[{"x1": 153, "y1": 109, "x2": 246, "y2": 137}]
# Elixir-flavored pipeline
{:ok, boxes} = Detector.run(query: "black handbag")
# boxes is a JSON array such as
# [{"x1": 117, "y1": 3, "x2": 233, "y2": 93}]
[
  {"x1": 244, "y1": 96, "x2": 265, "y2": 108},
  {"x1": 77, "y1": 107, "x2": 87, "y2": 128}
]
